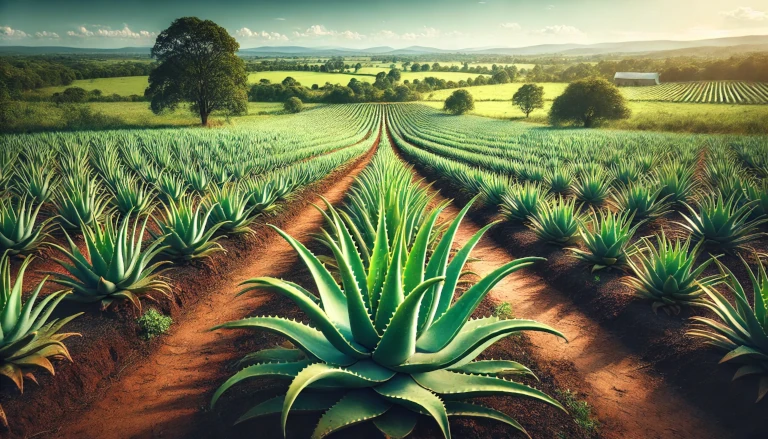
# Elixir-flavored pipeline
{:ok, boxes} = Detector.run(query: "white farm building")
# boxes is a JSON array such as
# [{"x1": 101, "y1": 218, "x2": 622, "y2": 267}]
[{"x1": 614, "y1": 72, "x2": 660, "y2": 86}]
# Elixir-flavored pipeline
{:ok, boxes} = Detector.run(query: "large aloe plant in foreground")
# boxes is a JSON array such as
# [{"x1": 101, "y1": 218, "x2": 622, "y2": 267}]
[
  {"x1": 212, "y1": 148, "x2": 566, "y2": 438},
  {"x1": 1, "y1": 255, "x2": 82, "y2": 392}
]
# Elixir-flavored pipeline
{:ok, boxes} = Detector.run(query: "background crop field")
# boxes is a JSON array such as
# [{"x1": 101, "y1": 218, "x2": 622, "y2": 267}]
[
  {"x1": 423, "y1": 82, "x2": 569, "y2": 101},
  {"x1": 420, "y1": 100, "x2": 768, "y2": 134}
]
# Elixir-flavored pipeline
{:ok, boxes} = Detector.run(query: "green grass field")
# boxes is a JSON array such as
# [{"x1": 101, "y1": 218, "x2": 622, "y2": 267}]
[
  {"x1": 420, "y1": 100, "x2": 768, "y2": 134},
  {"x1": 424, "y1": 82, "x2": 569, "y2": 101}
]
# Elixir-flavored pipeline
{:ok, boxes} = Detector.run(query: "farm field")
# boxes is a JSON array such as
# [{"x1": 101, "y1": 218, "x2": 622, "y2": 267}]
[
  {"x1": 621, "y1": 81, "x2": 768, "y2": 104},
  {"x1": 1, "y1": 102, "x2": 767, "y2": 439},
  {"x1": 425, "y1": 82, "x2": 569, "y2": 101},
  {"x1": 420, "y1": 100, "x2": 768, "y2": 134}
]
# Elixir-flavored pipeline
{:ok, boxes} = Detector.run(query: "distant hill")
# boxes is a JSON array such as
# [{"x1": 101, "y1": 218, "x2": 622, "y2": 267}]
[{"x1": 2, "y1": 35, "x2": 767, "y2": 57}]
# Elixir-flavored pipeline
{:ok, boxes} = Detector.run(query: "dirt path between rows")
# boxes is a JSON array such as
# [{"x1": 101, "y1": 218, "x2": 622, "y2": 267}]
[
  {"x1": 392, "y1": 137, "x2": 729, "y2": 439},
  {"x1": 49, "y1": 136, "x2": 379, "y2": 439}
]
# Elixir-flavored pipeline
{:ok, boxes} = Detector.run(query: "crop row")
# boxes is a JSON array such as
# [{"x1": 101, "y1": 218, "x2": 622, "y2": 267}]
[
  {"x1": 387, "y1": 103, "x2": 768, "y2": 403},
  {"x1": 0, "y1": 104, "x2": 382, "y2": 411},
  {"x1": 622, "y1": 81, "x2": 768, "y2": 104}
]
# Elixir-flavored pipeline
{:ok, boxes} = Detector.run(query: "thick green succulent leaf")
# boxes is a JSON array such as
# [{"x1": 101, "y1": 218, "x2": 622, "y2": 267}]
[
  {"x1": 210, "y1": 360, "x2": 312, "y2": 408},
  {"x1": 238, "y1": 277, "x2": 369, "y2": 359},
  {"x1": 448, "y1": 360, "x2": 537, "y2": 379},
  {"x1": 403, "y1": 206, "x2": 443, "y2": 296},
  {"x1": 420, "y1": 196, "x2": 478, "y2": 333},
  {"x1": 418, "y1": 257, "x2": 545, "y2": 353},
  {"x1": 375, "y1": 222, "x2": 406, "y2": 332},
  {"x1": 373, "y1": 405, "x2": 419, "y2": 439},
  {"x1": 311, "y1": 389, "x2": 392, "y2": 439},
  {"x1": 368, "y1": 204, "x2": 390, "y2": 314},
  {"x1": 282, "y1": 362, "x2": 395, "y2": 436},
  {"x1": 236, "y1": 346, "x2": 306, "y2": 367},
  {"x1": 445, "y1": 402, "x2": 529, "y2": 438},
  {"x1": 374, "y1": 374, "x2": 451, "y2": 439},
  {"x1": 235, "y1": 392, "x2": 343, "y2": 425},
  {"x1": 212, "y1": 317, "x2": 355, "y2": 366},
  {"x1": 434, "y1": 221, "x2": 498, "y2": 320},
  {"x1": 374, "y1": 276, "x2": 445, "y2": 366},
  {"x1": 412, "y1": 370, "x2": 565, "y2": 411},
  {"x1": 268, "y1": 225, "x2": 351, "y2": 332}
]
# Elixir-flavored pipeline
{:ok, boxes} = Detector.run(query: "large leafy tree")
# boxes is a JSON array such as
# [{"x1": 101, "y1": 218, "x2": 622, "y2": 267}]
[
  {"x1": 443, "y1": 89, "x2": 474, "y2": 115},
  {"x1": 549, "y1": 77, "x2": 630, "y2": 127},
  {"x1": 512, "y1": 84, "x2": 544, "y2": 118},
  {"x1": 145, "y1": 17, "x2": 248, "y2": 126}
]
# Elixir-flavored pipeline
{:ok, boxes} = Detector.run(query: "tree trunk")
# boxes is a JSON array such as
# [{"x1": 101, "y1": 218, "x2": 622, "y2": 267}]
[
  {"x1": 200, "y1": 109, "x2": 209, "y2": 126},
  {"x1": 584, "y1": 116, "x2": 593, "y2": 128}
]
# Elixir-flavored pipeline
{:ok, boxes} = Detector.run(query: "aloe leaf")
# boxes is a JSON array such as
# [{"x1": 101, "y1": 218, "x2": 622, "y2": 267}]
[
  {"x1": 448, "y1": 360, "x2": 537, "y2": 379},
  {"x1": 375, "y1": 374, "x2": 451, "y2": 439},
  {"x1": 374, "y1": 276, "x2": 445, "y2": 366},
  {"x1": 235, "y1": 392, "x2": 343, "y2": 425},
  {"x1": 445, "y1": 402, "x2": 529, "y2": 438},
  {"x1": 311, "y1": 389, "x2": 391, "y2": 439},
  {"x1": 210, "y1": 360, "x2": 312, "y2": 409},
  {"x1": 212, "y1": 317, "x2": 355, "y2": 366},
  {"x1": 373, "y1": 405, "x2": 419, "y2": 439},
  {"x1": 268, "y1": 225, "x2": 350, "y2": 332},
  {"x1": 375, "y1": 221, "x2": 406, "y2": 332},
  {"x1": 418, "y1": 257, "x2": 544, "y2": 353},
  {"x1": 412, "y1": 370, "x2": 565, "y2": 411},
  {"x1": 367, "y1": 204, "x2": 389, "y2": 315}
]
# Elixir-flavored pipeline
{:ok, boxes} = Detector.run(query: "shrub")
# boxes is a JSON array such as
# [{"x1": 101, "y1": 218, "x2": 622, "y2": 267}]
[
  {"x1": 137, "y1": 308, "x2": 173, "y2": 339},
  {"x1": 284, "y1": 96, "x2": 304, "y2": 113},
  {"x1": 549, "y1": 78, "x2": 630, "y2": 127},
  {"x1": 443, "y1": 89, "x2": 474, "y2": 115}
]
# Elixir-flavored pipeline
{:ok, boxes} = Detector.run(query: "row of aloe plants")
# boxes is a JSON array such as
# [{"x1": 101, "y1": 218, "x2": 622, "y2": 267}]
[
  {"x1": 0, "y1": 107, "x2": 381, "y2": 417},
  {"x1": 210, "y1": 133, "x2": 568, "y2": 438},
  {"x1": 388, "y1": 104, "x2": 768, "y2": 403}
]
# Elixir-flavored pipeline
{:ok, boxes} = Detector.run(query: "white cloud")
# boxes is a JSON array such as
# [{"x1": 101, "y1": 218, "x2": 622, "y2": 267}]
[
  {"x1": 67, "y1": 25, "x2": 155, "y2": 39},
  {"x1": 534, "y1": 25, "x2": 583, "y2": 35},
  {"x1": 294, "y1": 25, "x2": 365, "y2": 40},
  {"x1": 373, "y1": 27, "x2": 460, "y2": 42},
  {"x1": 236, "y1": 27, "x2": 289, "y2": 40},
  {"x1": 275, "y1": 18, "x2": 286, "y2": 21},
  {"x1": 35, "y1": 31, "x2": 60, "y2": 39},
  {"x1": 546, "y1": 4, "x2": 555, "y2": 10},
  {"x1": 720, "y1": 6, "x2": 767, "y2": 21},
  {"x1": 67, "y1": 26, "x2": 94, "y2": 37},
  {"x1": 0, "y1": 26, "x2": 29, "y2": 38},
  {"x1": 501, "y1": 22, "x2": 522, "y2": 30}
]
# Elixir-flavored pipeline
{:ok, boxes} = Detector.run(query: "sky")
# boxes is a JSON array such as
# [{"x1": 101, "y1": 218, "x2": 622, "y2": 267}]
[{"x1": 1, "y1": 0, "x2": 768, "y2": 50}]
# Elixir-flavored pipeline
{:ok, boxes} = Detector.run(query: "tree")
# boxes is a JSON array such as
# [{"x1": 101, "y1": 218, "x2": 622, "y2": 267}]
[
  {"x1": 411, "y1": 63, "x2": 421, "y2": 72},
  {"x1": 512, "y1": 84, "x2": 544, "y2": 118},
  {"x1": 145, "y1": 17, "x2": 248, "y2": 126},
  {"x1": 282, "y1": 77, "x2": 300, "y2": 87},
  {"x1": 492, "y1": 70, "x2": 510, "y2": 84},
  {"x1": 443, "y1": 89, "x2": 474, "y2": 115},
  {"x1": 284, "y1": 97, "x2": 303, "y2": 113},
  {"x1": 549, "y1": 77, "x2": 630, "y2": 127},
  {"x1": 387, "y1": 68, "x2": 402, "y2": 82},
  {"x1": 354, "y1": 62, "x2": 362, "y2": 73}
]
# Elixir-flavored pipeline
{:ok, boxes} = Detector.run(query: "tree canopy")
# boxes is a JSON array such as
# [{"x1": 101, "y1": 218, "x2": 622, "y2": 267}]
[
  {"x1": 512, "y1": 84, "x2": 544, "y2": 118},
  {"x1": 145, "y1": 17, "x2": 248, "y2": 125},
  {"x1": 283, "y1": 96, "x2": 303, "y2": 113},
  {"x1": 443, "y1": 89, "x2": 475, "y2": 115},
  {"x1": 549, "y1": 78, "x2": 630, "y2": 127}
]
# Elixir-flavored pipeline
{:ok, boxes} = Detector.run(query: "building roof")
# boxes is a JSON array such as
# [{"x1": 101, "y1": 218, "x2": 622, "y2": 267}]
[{"x1": 614, "y1": 72, "x2": 659, "y2": 80}]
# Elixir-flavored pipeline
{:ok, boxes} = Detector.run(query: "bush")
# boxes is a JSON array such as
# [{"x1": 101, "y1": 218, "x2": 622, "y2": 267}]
[
  {"x1": 137, "y1": 308, "x2": 173, "y2": 339},
  {"x1": 283, "y1": 96, "x2": 303, "y2": 113},
  {"x1": 444, "y1": 89, "x2": 474, "y2": 115},
  {"x1": 550, "y1": 78, "x2": 630, "y2": 127}
]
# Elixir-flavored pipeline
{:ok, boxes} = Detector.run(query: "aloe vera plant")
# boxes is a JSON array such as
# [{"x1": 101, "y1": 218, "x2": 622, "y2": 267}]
[
  {"x1": 212, "y1": 150, "x2": 565, "y2": 439},
  {"x1": 0, "y1": 197, "x2": 52, "y2": 256},
  {"x1": 656, "y1": 161, "x2": 696, "y2": 205},
  {"x1": 14, "y1": 160, "x2": 58, "y2": 203},
  {"x1": 569, "y1": 210, "x2": 640, "y2": 272},
  {"x1": 688, "y1": 255, "x2": 768, "y2": 402},
  {"x1": 1, "y1": 255, "x2": 82, "y2": 392},
  {"x1": 529, "y1": 196, "x2": 583, "y2": 245},
  {"x1": 678, "y1": 194, "x2": 767, "y2": 252},
  {"x1": 205, "y1": 183, "x2": 258, "y2": 235},
  {"x1": 623, "y1": 233, "x2": 721, "y2": 314},
  {"x1": 573, "y1": 169, "x2": 612, "y2": 206},
  {"x1": 500, "y1": 182, "x2": 545, "y2": 223},
  {"x1": 111, "y1": 175, "x2": 155, "y2": 216},
  {"x1": 745, "y1": 179, "x2": 768, "y2": 221},
  {"x1": 610, "y1": 182, "x2": 671, "y2": 223},
  {"x1": 54, "y1": 176, "x2": 110, "y2": 230},
  {"x1": 156, "y1": 172, "x2": 187, "y2": 203},
  {"x1": 544, "y1": 166, "x2": 573, "y2": 195},
  {"x1": 153, "y1": 195, "x2": 227, "y2": 261},
  {"x1": 49, "y1": 215, "x2": 171, "y2": 310}
]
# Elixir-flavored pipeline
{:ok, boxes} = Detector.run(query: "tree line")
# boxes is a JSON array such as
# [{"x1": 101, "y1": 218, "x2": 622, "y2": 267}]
[{"x1": 0, "y1": 57, "x2": 154, "y2": 97}]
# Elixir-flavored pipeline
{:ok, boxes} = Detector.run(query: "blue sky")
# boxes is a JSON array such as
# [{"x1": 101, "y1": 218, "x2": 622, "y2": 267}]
[{"x1": 1, "y1": 0, "x2": 767, "y2": 49}]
